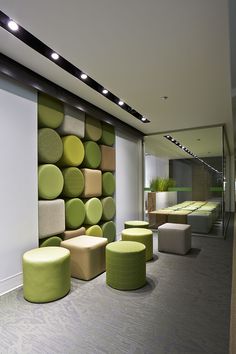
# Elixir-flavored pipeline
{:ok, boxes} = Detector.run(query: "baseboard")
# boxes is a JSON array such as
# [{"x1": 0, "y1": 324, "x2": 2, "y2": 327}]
[{"x1": 0, "y1": 272, "x2": 23, "y2": 296}]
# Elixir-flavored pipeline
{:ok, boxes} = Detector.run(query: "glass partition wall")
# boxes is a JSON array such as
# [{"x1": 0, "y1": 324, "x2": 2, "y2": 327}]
[{"x1": 144, "y1": 126, "x2": 225, "y2": 237}]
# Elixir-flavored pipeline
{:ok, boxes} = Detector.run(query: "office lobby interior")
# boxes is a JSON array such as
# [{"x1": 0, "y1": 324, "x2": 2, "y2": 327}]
[{"x1": 0, "y1": 1, "x2": 236, "y2": 353}]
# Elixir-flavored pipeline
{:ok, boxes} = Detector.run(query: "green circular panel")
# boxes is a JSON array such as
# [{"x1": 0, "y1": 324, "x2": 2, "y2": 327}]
[
  {"x1": 38, "y1": 164, "x2": 64, "y2": 200},
  {"x1": 85, "y1": 115, "x2": 102, "y2": 141},
  {"x1": 62, "y1": 167, "x2": 84, "y2": 197},
  {"x1": 59, "y1": 135, "x2": 85, "y2": 166},
  {"x1": 83, "y1": 141, "x2": 101, "y2": 168},
  {"x1": 38, "y1": 93, "x2": 64, "y2": 129},
  {"x1": 84, "y1": 198, "x2": 103, "y2": 225},
  {"x1": 101, "y1": 197, "x2": 116, "y2": 221},
  {"x1": 38, "y1": 128, "x2": 63, "y2": 163},
  {"x1": 100, "y1": 122, "x2": 115, "y2": 146},
  {"x1": 101, "y1": 221, "x2": 116, "y2": 243},
  {"x1": 85, "y1": 225, "x2": 103, "y2": 237},
  {"x1": 65, "y1": 198, "x2": 85, "y2": 229},
  {"x1": 102, "y1": 172, "x2": 115, "y2": 196},
  {"x1": 39, "y1": 236, "x2": 62, "y2": 247}
]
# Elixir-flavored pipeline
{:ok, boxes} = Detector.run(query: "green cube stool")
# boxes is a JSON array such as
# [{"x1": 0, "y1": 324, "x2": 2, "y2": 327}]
[
  {"x1": 106, "y1": 241, "x2": 146, "y2": 290},
  {"x1": 124, "y1": 220, "x2": 149, "y2": 229},
  {"x1": 121, "y1": 228, "x2": 153, "y2": 261},
  {"x1": 23, "y1": 247, "x2": 71, "y2": 303}
]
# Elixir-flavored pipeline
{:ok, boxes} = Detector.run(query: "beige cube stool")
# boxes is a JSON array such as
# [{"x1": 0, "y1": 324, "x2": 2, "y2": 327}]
[
  {"x1": 61, "y1": 236, "x2": 107, "y2": 280},
  {"x1": 158, "y1": 223, "x2": 191, "y2": 255}
]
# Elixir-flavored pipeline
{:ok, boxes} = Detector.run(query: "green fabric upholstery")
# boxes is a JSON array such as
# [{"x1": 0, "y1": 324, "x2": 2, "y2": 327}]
[
  {"x1": 121, "y1": 228, "x2": 153, "y2": 261},
  {"x1": 84, "y1": 198, "x2": 103, "y2": 225},
  {"x1": 62, "y1": 167, "x2": 84, "y2": 197},
  {"x1": 38, "y1": 93, "x2": 64, "y2": 128},
  {"x1": 38, "y1": 164, "x2": 64, "y2": 200},
  {"x1": 82, "y1": 141, "x2": 101, "y2": 168},
  {"x1": 38, "y1": 128, "x2": 63, "y2": 163},
  {"x1": 101, "y1": 197, "x2": 116, "y2": 221},
  {"x1": 124, "y1": 220, "x2": 149, "y2": 229},
  {"x1": 101, "y1": 221, "x2": 116, "y2": 243},
  {"x1": 99, "y1": 122, "x2": 115, "y2": 146},
  {"x1": 106, "y1": 241, "x2": 146, "y2": 290},
  {"x1": 23, "y1": 247, "x2": 70, "y2": 303},
  {"x1": 85, "y1": 115, "x2": 102, "y2": 141},
  {"x1": 85, "y1": 225, "x2": 103, "y2": 237},
  {"x1": 102, "y1": 172, "x2": 115, "y2": 196},
  {"x1": 65, "y1": 198, "x2": 86, "y2": 229},
  {"x1": 58, "y1": 135, "x2": 84, "y2": 166},
  {"x1": 39, "y1": 236, "x2": 62, "y2": 247}
]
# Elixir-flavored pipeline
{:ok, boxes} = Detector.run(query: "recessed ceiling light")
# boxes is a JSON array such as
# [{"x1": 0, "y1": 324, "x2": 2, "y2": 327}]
[
  {"x1": 141, "y1": 117, "x2": 147, "y2": 122},
  {"x1": 102, "y1": 89, "x2": 108, "y2": 94},
  {"x1": 160, "y1": 96, "x2": 168, "y2": 100},
  {"x1": 81, "y1": 73, "x2": 87, "y2": 80},
  {"x1": 8, "y1": 20, "x2": 19, "y2": 31},
  {"x1": 118, "y1": 100, "x2": 124, "y2": 106},
  {"x1": 51, "y1": 52, "x2": 59, "y2": 60}
]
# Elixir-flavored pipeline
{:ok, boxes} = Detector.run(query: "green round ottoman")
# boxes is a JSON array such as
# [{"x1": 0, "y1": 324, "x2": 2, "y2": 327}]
[
  {"x1": 101, "y1": 197, "x2": 116, "y2": 221},
  {"x1": 100, "y1": 122, "x2": 115, "y2": 146},
  {"x1": 85, "y1": 115, "x2": 102, "y2": 141},
  {"x1": 102, "y1": 172, "x2": 115, "y2": 196},
  {"x1": 38, "y1": 164, "x2": 64, "y2": 199},
  {"x1": 124, "y1": 220, "x2": 149, "y2": 229},
  {"x1": 23, "y1": 247, "x2": 71, "y2": 303},
  {"x1": 101, "y1": 221, "x2": 116, "y2": 243},
  {"x1": 121, "y1": 228, "x2": 153, "y2": 261},
  {"x1": 65, "y1": 198, "x2": 86, "y2": 229},
  {"x1": 106, "y1": 241, "x2": 146, "y2": 290},
  {"x1": 82, "y1": 141, "x2": 101, "y2": 168},
  {"x1": 38, "y1": 93, "x2": 64, "y2": 129},
  {"x1": 84, "y1": 198, "x2": 103, "y2": 225},
  {"x1": 39, "y1": 236, "x2": 62, "y2": 247},
  {"x1": 62, "y1": 167, "x2": 84, "y2": 197},
  {"x1": 38, "y1": 128, "x2": 63, "y2": 163},
  {"x1": 59, "y1": 135, "x2": 85, "y2": 166},
  {"x1": 85, "y1": 225, "x2": 103, "y2": 237}
]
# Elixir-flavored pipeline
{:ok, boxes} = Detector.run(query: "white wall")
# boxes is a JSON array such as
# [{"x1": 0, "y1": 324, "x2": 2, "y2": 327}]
[
  {"x1": 145, "y1": 154, "x2": 169, "y2": 188},
  {"x1": 0, "y1": 75, "x2": 38, "y2": 295},
  {"x1": 115, "y1": 128, "x2": 143, "y2": 236}
]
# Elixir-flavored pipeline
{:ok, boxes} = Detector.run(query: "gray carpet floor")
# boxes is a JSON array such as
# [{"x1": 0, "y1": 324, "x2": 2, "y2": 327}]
[{"x1": 0, "y1": 219, "x2": 233, "y2": 354}]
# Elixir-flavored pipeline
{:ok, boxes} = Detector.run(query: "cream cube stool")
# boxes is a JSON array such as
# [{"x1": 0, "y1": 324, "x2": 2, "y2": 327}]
[
  {"x1": 61, "y1": 236, "x2": 107, "y2": 280},
  {"x1": 158, "y1": 223, "x2": 191, "y2": 255}
]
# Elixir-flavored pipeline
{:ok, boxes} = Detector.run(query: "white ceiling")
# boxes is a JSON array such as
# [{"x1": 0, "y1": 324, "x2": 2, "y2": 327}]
[{"x1": 0, "y1": 0, "x2": 234, "y2": 152}]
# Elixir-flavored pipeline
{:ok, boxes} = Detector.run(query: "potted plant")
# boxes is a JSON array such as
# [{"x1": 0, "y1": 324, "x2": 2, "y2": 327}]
[{"x1": 148, "y1": 177, "x2": 177, "y2": 211}]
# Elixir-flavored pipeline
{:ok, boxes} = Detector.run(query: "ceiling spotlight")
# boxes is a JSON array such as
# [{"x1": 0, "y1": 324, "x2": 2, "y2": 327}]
[
  {"x1": 81, "y1": 73, "x2": 87, "y2": 80},
  {"x1": 8, "y1": 20, "x2": 19, "y2": 31},
  {"x1": 102, "y1": 89, "x2": 108, "y2": 94},
  {"x1": 118, "y1": 100, "x2": 124, "y2": 106},
  {"x1": 141, "y1": 117, "x2": 147, "y2": 122},
  {"x1": 51, "y1": 52, "x2": 59, "y2": 60},
  {"x1": 160, "y1": 96, "x2": 168, "y2": 100}
]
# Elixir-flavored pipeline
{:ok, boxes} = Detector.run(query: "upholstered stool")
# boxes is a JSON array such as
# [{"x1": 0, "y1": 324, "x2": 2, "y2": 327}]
[
  {"x1": 124, "y1": 220, "x2": 149, "y2": 229},
  {"x1": 85, "y1": 115, "x2": 102, "y2": 141},
  {"x1": 82, "y1": 141, "x2": 101, "y2": 169},
  {"x1": 81, "y1": 169, "x2": 102, "y2": 197},
  {"x1": 101, "y1": 221, "x2": 116, "y2": 243},
  {"x1": 38, "y1": 93, "x2": 64, "y2": 129},
  {"x1": 58, "y1": 135, "x2": 84, "y2": 166},
  {"x1": 101, "y1": 197, "x2": 116, "y2": 221},
  {"x1": 38, "y1": 128, "x2": 63, "y2": 163},
  {"x1": 39, "y1": 236, "x2": 62, "y2": 247},
  {"x1": 61, "y1": 236, "x2": 107, "y2": 280},
  {"x1": 99, "y1": 122, "x2": 115, "y2": 146},
  {"x1": 61, "y1": 167, "x2": 84, "y2": 197},
  {"x1": 106, "y1": 241, "x2": 146, "y2": 290},
  {"x1": 85, "y1": 225, "x2": 103, "y2": 237},
  {"x1": 187, "y1": 211, "x2": 213, "y2": 234},
  {"x1": 102, "y1": 172, "x2": 115, "y2": 196},
  {"x1": 57, "y1": 104, "x2": 85, "y2": 138},
  {"x1": 167, "y1": 210, "x2": 191, "y2": 224},
  {"x1": 38, "y1": 199, "x2": 65, "y2": 238},
  {"x1": 65, "y1": 198, "x2": 86, "y2": 229},
  {"x1": 158, "y1": 223, "x2": 191, "y2": 255},
  {"x1": 38, "y1": 164, "x2": 64, "y2": 200},
  {"x1": 62, "y1": 227, "x2": 86, "y2": 240},
  {"x1": 99, "y1": 145, "x2": 115, "y2": 171},
  {"x1": 23, "y1": 247, "x2": 71, "y2": 303},
  {"x1": 84, "y1": 198, "x2": 103, "y2": 224},
  {"x1": 121, "y1": 228, "x2": 153, "y2": 261}
]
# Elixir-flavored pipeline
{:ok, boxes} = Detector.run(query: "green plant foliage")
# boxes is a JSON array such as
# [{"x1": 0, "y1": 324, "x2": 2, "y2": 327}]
[{"x1": 150, "y1": 177, "x2": 175, "y2": 192}]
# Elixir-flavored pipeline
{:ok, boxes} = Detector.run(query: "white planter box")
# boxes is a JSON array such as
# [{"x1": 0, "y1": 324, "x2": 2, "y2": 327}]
[{"x1": 148, "y1": 191, "x2": 177, "y2": 211}]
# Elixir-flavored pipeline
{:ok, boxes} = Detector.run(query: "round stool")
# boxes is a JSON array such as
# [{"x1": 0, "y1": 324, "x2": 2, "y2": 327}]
[
  {"x1": 124, "y1": 220, "x2": 149, "y2": 229},
  {"x1": 85, "y1": 225, "x2": 103, "y2": 237},
  {"x1": 39, "y1": 236, "x2": 62, "y2": 247},
  {"x1": 106, "y1": 241, "x2": 146, "y2": 290},
  {"x1": 121, "y1": 228, "x2": 153, "y2": 261},
  {"x1": 23, "y1": 247, "x2": 71, "y2": 303}
]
